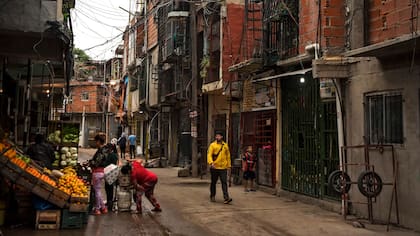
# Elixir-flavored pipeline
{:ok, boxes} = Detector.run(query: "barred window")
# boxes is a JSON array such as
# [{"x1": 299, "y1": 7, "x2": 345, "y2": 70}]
[{"x1": 365, "y1": 92, "x2": 403, "y2": 144}]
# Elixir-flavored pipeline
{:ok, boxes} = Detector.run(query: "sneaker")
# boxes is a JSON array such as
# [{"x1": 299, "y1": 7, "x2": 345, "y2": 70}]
[
  {"x1": 210, "y1": 196, "x2": 216, "y2": 202},
  {"x1": 101, "y1": 207, "x2": 108, "y2": 214},
  {"x1": 91, "y1": 209, "x2": 101, "y2": 215},
  {"x1": 244, "y1": 189, "x2": 250, "y2": 192},
  {"x1": 223, "y1": 198, "x2": 233, "y2": 204},
  {"x1": 151, "y1": 207, "x2": 162, "y2": 212},
  {"x1": 250, "y1": 189, "x2": 256, "y2": 192}
]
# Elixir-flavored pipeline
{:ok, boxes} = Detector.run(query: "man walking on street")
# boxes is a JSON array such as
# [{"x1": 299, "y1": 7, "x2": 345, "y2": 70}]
[
  {"x1": 117, "y1": 133, "x2": 127, "y2": 159},
  {"x1": 207, "y1": 131, "x2": 232, "y2": 204},
  {"x1": 128, "y1": 134, "x2": 136, "y2": 159}
]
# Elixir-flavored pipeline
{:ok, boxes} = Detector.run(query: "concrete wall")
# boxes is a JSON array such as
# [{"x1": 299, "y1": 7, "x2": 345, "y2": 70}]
[
  {"x1": 344, "y1": 57, "x2": 420, "y2": 231},
  {"x1": 148, "y1": 48, "x2": 159, "y2": 107},
  {"x1": 206, "y1": 93, "x2": 240, "y2": 145},
  {"x1": 0, "y1": 0, "x2": 59, "y2": 32}
]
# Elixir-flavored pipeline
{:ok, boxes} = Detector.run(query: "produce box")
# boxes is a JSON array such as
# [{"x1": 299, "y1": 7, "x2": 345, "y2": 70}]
[
  {"x1": 104, "y1": 164, "x2": 119, "y2": 184},
  {"x1": 61, "y1": 209, "x2": 83, "y2": 229},
  {"x1": 35, "y1": 210, "x2": 61, "y2": 230},
  {"x1": 0, "y1": 165, "x2": 21, "y2": 181},
  {"x1": 48, "y1": 194, "x2": 69, "y2": 208},
  {"x1": 70, "y1": 195, "x2": 89, "y2": 203},
  {"x1": 69, "y1": 202, "x2": 89, "y2": 212},
  {"x1": 32, "y1": 185, "x2": 52, "y2": 201},
  {"x1": 15, "y1": 175, "x2": 36, "y2": 190},
  {"x1": 6, "y1": 159, "x2": 24, "y2": 174}
]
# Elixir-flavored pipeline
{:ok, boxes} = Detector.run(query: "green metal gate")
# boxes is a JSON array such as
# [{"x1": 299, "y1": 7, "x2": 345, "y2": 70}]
[{"x1": 281, "y1": 76, "x2": 339, "y2": 198}]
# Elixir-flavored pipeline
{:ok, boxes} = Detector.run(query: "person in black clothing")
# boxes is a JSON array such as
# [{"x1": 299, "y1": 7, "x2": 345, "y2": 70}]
[
  {"x1": 27, "y1": 134, "x2": 55, "y2": 169},
  {"x1": 117, "y1": 133, "x2": 127, "y2": 159},
  {"x1": 104, "y1": 143, "x2": 118, "y2": 211}
]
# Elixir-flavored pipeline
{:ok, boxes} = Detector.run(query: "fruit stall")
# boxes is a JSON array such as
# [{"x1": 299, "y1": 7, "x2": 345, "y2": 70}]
[
  {"x1": 0, "y1": 139, "x2": 90, "y2": 230},
  {"x1": 47, "y1": 121, "x2": 80, "y2": 169}
]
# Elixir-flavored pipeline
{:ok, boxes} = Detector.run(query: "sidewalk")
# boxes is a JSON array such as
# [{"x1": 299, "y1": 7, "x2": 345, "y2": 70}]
[{"x1": 155, "y1": 168, "x2": 418, "y2": 236}]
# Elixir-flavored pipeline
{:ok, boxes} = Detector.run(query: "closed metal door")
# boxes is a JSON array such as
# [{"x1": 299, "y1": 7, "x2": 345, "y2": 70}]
[{"x1": 281, "y1": 76, "x2": 321, "y2": 197}]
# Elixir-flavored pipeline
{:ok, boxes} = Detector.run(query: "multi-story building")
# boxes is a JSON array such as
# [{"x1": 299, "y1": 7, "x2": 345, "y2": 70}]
[
  {"x1": 229, "y1": 0, "x2": 420, "y2": 231},
  {"x1": 67, "y1": 59, "x2": 120, "y2": 147},
  {"x1": 313, "y1": 0, "x2": 420, "y2": 230}
]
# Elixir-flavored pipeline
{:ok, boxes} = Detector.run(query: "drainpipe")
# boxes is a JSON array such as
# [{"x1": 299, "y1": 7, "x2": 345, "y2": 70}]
[{"x1": 335, "y1": 79, "x2": 346, "y2": 217}]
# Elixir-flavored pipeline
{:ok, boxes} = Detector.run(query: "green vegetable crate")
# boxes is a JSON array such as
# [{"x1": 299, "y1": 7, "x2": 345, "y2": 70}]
[
  {"x1": 61, "y1": 209, "x2": 84, "y2": 229},
  {"x1": 47, "y1": 121, "x2": 80, "y2": 169}
]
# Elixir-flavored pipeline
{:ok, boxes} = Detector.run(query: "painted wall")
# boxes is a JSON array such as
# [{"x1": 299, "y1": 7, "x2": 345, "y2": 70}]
[{"x1": 344, "y1": 57, "x2": 420, "y2": 231}]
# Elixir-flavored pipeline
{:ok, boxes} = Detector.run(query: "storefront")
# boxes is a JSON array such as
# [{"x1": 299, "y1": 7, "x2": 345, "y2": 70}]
[{"x1": 240, "y1": 78, "x2": 277, "y2": 187}]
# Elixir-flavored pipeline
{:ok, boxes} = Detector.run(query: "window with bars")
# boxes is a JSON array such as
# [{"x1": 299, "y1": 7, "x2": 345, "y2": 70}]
[{"x1": 365, "y1": 92, "x2": 403, "y2": 144}]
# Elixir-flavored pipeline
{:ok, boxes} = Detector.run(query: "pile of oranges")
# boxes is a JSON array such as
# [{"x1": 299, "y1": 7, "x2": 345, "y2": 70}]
[
  {"x1": 10, "y1": 157, "x2": 26, "y2": 169},
  {"x1": 40, "y1": 174, "x2": 57, "y2": 187},
  {"x1": 26, "y1": 166, "x2": 41, "y2": 178},
  {"x1": 57, "y1": 167, "x2": 88, "y2": 197}
]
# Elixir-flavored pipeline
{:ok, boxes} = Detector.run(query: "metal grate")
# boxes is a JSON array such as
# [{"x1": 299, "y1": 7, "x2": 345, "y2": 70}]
[
  {"x1": 365, "y1": 92, "x2": 403, "y2": 144},
  {"x1": 263, "y1": 0, "x2": 299, "y2": 65}
]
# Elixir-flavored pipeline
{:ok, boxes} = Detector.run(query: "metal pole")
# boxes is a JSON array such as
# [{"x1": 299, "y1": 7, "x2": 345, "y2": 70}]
[
  {"x1": 23, "y1": 59, "x2": 32, "y2": 148},
  {"x1": 190, "y1": 1, "x2": 198, "y2": 177}
]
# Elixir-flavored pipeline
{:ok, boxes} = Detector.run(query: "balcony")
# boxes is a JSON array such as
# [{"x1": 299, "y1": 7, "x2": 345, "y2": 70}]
[
  {"x1": 158, "y1": 1, "x2": 190, "y2": 64},
  {"x1": 263, "y1": 0, "x2": 299, "y2": 66}
]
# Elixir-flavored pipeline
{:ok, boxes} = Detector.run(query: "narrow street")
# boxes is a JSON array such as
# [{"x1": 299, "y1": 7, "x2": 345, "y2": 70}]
[{"x1": 2, "y1": 150, "x2": 418, "y2": 236}]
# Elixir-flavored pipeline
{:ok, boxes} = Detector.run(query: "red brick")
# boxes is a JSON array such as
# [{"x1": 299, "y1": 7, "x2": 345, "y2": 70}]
[
  {"x1": 329, "y1": 17, "x2": 345, "y2": 27},
  {"x1": 323, "y1": 7, "x2": 344, "y2": 18},
  {"x1": 398, "y1": 7, "x2": 414, "y2": 22},
  {"x1": 323, "y1": 27, "x2": 345, "y2": 37},
  {"x1": 325, "y1": 0, "x2": 345, "y2": 8}
]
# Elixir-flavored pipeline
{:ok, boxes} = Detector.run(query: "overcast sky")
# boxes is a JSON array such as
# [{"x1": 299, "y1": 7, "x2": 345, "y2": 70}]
[{"x1": 71, "y1": 0, "x2": 131, "y2": 60}]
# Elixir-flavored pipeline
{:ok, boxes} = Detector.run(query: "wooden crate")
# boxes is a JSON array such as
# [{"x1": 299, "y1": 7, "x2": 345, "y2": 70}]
[
  {"x1": 51, "y1": 188, "x2": 71, "y2": 200},
  {"x1": 69, "y1": 203, "x2": 89, "y2": 212},
  {"x1": 5, "y1": 161, "x2": 24, "y2": 174},
  {"x1": 0, "y1": 165, "x2": 21, "y2": 181},
  {"x1": 70, "y1": 195, "x2": 89, "y2": 203},
  {"x1": 32, "y1": 185, "x2": 52, "y2": 201},
  {"x1": 16, "y1": 175, "x2": 36, "y2": 190},
  {"x1": 61, "y1": 209, "x2": 83, "y2": 229},
  {"x1": 48, "y1": 194, "x2": 69, "y2": 208},
  {"x1": 35, "y1": 210, "x2": 61, "y2": 230}
]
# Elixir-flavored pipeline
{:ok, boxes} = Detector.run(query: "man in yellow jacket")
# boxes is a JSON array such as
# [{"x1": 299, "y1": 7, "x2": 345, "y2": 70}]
[{"x1": 207, "y1": 131, "x2": 233, "y2": 204}]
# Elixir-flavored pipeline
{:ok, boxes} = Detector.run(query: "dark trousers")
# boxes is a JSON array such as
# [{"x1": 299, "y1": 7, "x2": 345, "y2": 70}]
[
  {"x1": 105, "y1": 183, "x2": 114, "y2": 211},
  {"x1": 210, "y1": 169, "x2": 229, "y2": 200},
  {"x1": 129, "y1": 145, "x2": 135, "y2": 159},
  {"x1": 120, "y1": 146, "x2": 126, "y2": 159}
]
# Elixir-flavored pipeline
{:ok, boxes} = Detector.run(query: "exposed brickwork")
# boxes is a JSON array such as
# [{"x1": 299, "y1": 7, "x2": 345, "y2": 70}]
[
  {"x1": 321, "y1": 0, "x2": 346, "y2": 55},
  {"x1": 369, "y1": 0, "x2": 417, "y2": 44},
  {"x1": 299, "y1": 0, "x2": 320, "y2": 54},
  {"x1": 242, "y1": 79, "x2": 256, "y2": 112},
  {"x1": 222, "y1": 3, "x2": 246, "y2": 81},
  {"x1": 67, "y1": 81, "x2": 105, "y2": 113},
  {"x1": 147, "y1": 0, "x2": 159, "y2": 49}
]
